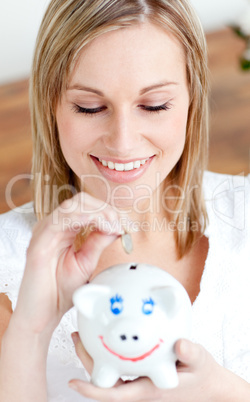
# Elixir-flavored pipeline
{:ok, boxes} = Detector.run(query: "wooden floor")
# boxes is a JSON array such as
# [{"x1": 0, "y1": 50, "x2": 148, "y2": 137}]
[{"x1": 0, "y1": 28, "x2": 249, "y2": 214}]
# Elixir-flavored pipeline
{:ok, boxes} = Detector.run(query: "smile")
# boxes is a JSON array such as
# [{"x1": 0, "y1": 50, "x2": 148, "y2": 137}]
[
  {"x1": 99, "y1": 335, "x2": 163, "y2": 362},
  {"x1": 91, "y1": 155, "x2": 154, "y2": 184},
  {"x1": 98, "y1": 158, "x2": 149, "y2": 172}
]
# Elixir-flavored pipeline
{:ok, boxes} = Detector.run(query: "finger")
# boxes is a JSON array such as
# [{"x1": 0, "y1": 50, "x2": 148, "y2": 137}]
[
  {"x1": 31, "y1": 192, "x2": 124, "y2": 247},
  {"x1": 69, "y1": 376, "x2": 161, "y2": 402},
  {"x1": 175, "y1": 339, "x2": 205, "y2": 370},
  {"x1": 71, "y1": 332, "x2": 93, "y2": 374},
  {"x1": 73, "y1": 230, "x2": 118, "y2": 279},
  {"x1": 56, "y1": 231, "x2": 119, "y2": 304},
  {"x1": 68, "y1": 380, "x2": 125, "y2": 402},
  {"x1": 57, "y1": 192, "x2": 125, "y2": 235}
]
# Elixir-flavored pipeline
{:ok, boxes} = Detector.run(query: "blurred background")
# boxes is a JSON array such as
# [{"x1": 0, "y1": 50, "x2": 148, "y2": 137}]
[{"x1": 0, "y1": 0, "x2": 250, "y2": 213}]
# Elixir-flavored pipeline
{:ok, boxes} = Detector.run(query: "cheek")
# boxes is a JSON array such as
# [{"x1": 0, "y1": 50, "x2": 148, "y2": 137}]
[
  {"x1": 170, "y1": 115, "x2": 187, "y2": 149},
  {"x1": 57, "y1": 117, "x2": 82, "y2": 151},
  {"x1": 56, "y1": 109, "x2": 98, "y2": 159},
  {"x1": 155, "y1": 109, "x2": 188, "y2": 155}
]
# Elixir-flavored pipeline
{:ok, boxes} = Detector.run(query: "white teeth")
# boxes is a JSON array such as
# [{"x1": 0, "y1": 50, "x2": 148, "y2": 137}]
[
  {"x1": 108, "y1": 161, "x2": 115, "y2": 169},
  {"x1": 124, "y1": 162, "x2": 134, "y2": 171},
  {"x1": 133, "y1": 160, "x2": 140, "y2": 169},
  {"x1": 99, "y1": 158, "x2": 149, "y2": 171},
  {"x1": 114, "y1": 163, "x2": 124, "y2": 171}
]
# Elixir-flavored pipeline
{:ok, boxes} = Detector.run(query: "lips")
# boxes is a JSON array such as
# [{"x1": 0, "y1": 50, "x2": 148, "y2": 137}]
[{"x1": 90, "y1": 155, "x2": 154, "y2": 183}]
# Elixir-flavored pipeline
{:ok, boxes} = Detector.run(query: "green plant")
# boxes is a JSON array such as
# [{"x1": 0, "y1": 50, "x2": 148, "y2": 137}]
[{"x1": 231, "y1": 27, "x2": 250, "y2": 71}]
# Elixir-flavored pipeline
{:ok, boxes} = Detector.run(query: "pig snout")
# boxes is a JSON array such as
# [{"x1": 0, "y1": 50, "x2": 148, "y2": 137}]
[{"x1": 101, "y1": 318, "x2": 162, "y2": 358}]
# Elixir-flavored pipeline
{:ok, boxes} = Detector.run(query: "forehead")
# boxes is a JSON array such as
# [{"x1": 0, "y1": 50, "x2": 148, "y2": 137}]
[{"x1": 69, "y1": 21, "x2": 187, "y2": 88}]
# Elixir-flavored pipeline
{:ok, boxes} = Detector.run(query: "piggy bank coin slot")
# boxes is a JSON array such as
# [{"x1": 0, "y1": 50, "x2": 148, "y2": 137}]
[{"x1": 129, "y1": 264, "x2": 137, "y2": 270}]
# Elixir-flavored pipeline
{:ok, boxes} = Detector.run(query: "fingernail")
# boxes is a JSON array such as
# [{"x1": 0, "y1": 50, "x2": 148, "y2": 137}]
[
  {"x1": 116, "y1": 220, "x2": 126, "y2": 235},
  {"x1": 106, "y1": 220, "x2": 124, "y2": 235},
  {"x1": 118, "y1": 228, "x2": 125, "y2": 235},
  {"x1": 180, "y1": 339, "x2": 191, "y2": 357},
  {"x1": 69, "y1": 381, "x2": 78, "y2": 391}
]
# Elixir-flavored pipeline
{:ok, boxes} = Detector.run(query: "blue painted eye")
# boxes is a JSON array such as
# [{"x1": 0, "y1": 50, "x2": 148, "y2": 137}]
[
  {"x1": 142, "y1": 297, "x2": 155, "y2": 315},
  {"x1": 110, "y1": 294, "x2": 123, "y2": 315}
]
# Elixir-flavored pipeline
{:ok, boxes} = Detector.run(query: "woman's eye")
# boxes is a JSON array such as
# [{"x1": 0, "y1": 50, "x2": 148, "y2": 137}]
[
  {"x1": 72, "y1": 104, "x2": 106, "y2": 115},
  {"x1": 72, "y1": 102, "x2": 172, "y2": 115},
  {"x1": 140, "y1": 102, "x2": 172, "y2": 113}
]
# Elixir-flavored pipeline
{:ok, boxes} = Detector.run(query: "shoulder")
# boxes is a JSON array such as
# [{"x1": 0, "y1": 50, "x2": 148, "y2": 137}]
[
  {"x1": 201, "y1": 172, "x2": 249, "y2": 294},
  {"x1": 201, "y1": 172, "x2": 249, "y2": 303},
  {"x1": 0, "y1": 202, "x2": 37, "y2": 261},
  {"x1": 203, "y1": 171, "x2": 249, "y2": 246},
  {"x1": 203, "y1": 170, "x2": 250, "y2": 201},
  {"x1": 0, "y1": 202, "x2": 36, "y2": 230},
  {"x1": 0, "y1": 203, "x2": 37, "y2": 308}
]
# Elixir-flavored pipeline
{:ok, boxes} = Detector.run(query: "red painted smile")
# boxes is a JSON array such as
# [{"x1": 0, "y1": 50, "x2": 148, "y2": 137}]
[{"x1": 99, "y1": 335, "x2": 163, "y2": 362}]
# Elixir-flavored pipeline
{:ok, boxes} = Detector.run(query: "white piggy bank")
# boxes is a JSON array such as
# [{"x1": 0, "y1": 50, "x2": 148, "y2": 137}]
[{"x1": 73, "y1": 263, "x2": 192, "y2": 389}]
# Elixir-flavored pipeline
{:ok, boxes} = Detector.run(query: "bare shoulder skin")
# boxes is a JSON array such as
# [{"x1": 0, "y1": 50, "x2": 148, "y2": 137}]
[{"x1": 0, "y1": 294, "x2": 12, "y2": 347}]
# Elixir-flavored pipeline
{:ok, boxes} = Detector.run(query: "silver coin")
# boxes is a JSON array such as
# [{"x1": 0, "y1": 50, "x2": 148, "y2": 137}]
[{"x1": 121, "y1": 232, "x2": 133, "y2": 254}]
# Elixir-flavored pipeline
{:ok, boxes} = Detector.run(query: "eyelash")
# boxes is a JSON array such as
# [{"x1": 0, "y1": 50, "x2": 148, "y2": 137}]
[{"x1": 72, "y1": 102, "x2": 172, "y2": 116}]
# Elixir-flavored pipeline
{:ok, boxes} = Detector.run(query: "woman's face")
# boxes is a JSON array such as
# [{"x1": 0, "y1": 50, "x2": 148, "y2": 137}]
[{"x1": 56, "y1": 21, "x2": 189, "y2": 209}]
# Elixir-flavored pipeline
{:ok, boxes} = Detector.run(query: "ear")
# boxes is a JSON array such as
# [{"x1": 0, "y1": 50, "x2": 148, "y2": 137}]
[
  {"x1": 73, "y1": 284, "x2": 110, "y2": 318},
  {"x1": 151, "y1": 286, "x2": 182, "y2": 318}
]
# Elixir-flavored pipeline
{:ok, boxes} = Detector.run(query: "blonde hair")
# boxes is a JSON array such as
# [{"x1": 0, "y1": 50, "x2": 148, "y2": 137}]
[{"x1": 30, "y1": 0, "x2": 209, "y2": 258}]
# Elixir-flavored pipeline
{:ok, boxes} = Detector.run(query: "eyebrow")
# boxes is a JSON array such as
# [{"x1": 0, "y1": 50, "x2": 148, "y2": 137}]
[
  {"x1": 67, "y1": 85, "x2": 104, "y2": 96},
  {"x1": 67, "y1": 81, "x2": 179, "y2": 96},
  {"x1": 139, "y1": 81, "x2": 179, "y2": 95}
]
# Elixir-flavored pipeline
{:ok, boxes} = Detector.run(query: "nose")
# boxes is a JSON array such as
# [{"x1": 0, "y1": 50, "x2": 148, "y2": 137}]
[{"x1": 103, "y1": 108, "x2": 139, "y2": 155}]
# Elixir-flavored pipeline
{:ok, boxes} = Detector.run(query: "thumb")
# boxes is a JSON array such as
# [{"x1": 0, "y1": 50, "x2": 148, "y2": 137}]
[
  {"x1": 175, "y1": 339, "x2": 205, "y2": 370},
  {"x1": 72, "y1": 332, "x2": 93, "y2": 374},
  {"x1": 75, "y1": 230, "x2": 118, "y2": 278}
]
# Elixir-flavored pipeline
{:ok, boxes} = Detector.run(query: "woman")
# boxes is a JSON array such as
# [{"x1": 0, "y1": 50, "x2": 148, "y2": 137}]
[{"x1": 0, "y1": 0, "x2": 249, "y2": 401}]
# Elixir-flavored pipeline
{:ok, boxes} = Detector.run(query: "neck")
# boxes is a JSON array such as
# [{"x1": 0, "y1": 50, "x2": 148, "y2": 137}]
[{"x1": 115, "y1": 182, "x2": 174, "y2": 242}]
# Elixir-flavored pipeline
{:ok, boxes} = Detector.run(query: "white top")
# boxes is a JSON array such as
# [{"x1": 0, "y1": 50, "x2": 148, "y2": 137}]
[{"x1": 0, "y1": 171, "x2": 250, "y2": 401}]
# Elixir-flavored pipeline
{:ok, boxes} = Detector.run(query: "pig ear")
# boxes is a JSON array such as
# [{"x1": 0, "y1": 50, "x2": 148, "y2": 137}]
[
  {"x1": 73, "y1": 284, "x2": 110, "y2": 318},
  {"x1": 151, "y1": 286, "x2": 182, "y2": 318}
]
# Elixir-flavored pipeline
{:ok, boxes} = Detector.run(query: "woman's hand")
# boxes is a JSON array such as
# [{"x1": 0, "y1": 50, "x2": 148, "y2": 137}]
[
  {"x1": 11, "y1": 192, "x2": 124, "y2": 339},
  {"x1": 69, "y1": 334, "x2": 250, "y2": 402}
]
